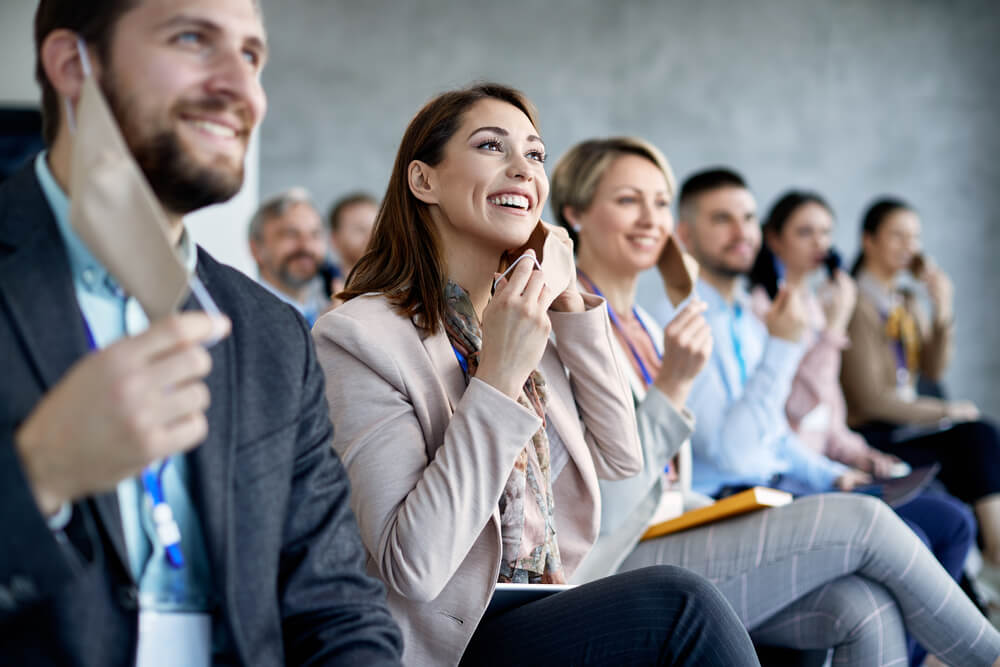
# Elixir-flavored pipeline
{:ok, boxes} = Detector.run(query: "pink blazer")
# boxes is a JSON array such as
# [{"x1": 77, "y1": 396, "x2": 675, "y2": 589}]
[
  {"x1": 312, "y1": 293, "x2": 641, "y2": 666},
  {"x1": 750, "y1": 287, "x2": 871, "y2": 467}
]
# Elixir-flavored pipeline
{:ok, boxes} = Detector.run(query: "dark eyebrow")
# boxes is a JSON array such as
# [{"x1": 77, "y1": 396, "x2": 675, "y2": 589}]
[
  {"x1": 156, "y1": 15, "x2": 221, "y2": 33},
  {"x1": 467, "y1": 126, "x2": 546, "y2": 149},
  {"x1": 467, "y1": 126, "x2": 508, "y2": 140},
  {"x1": 155, "y1": 14, "x2": 269, "y2": 59}
]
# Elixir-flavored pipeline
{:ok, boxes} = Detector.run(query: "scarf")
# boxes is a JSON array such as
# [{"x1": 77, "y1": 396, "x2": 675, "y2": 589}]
[
  {"x1": 886, "y1": 304, "x2": 920, "y2": 373},
  {"x1": 443, "y1": 281, "x2": 565, "y2": 584}
]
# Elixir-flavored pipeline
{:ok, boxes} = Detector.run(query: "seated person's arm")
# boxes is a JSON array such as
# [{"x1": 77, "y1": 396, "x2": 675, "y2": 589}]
[
  {"x1": 314, "y1": 310, "x2": 541, "y2": 603},
  {"x1": 279, "y1": 318, "x2": 403, "y2": 665},
  {"x1": 550, "y1": 293, "x2": 643, "y2": 481}
]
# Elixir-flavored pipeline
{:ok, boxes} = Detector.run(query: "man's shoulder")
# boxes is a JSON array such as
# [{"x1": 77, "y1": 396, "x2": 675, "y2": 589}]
[
  {"x1": 196, "y1": 248, "x2": 313, "y2": 356},
  {"x1": 197, "y1": 249, "x2": 303, "y2": 321},
  {"x1": 312, "y1": 293, "x2": 426, "y2": 359},
  {"x1": 0, "y1": 160, "x2": 48, "y2": 244}
]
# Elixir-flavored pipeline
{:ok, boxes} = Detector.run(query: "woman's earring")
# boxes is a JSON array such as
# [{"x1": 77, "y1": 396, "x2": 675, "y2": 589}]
[{"x1": 571, "y1": 223, "x2": 582, "y2": 233}]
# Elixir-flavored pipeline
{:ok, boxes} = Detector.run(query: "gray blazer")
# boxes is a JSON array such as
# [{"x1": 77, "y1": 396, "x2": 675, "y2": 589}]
[{"x1": 0, "y1": 162, "x2": 402, "y2": 666}]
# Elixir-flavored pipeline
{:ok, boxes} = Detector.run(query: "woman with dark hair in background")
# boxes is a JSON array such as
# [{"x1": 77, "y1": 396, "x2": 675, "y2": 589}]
[
  {"x1": 842, "y1": 197, "x2": 1000, "y2": 596},
  {"x1": 749, "y1": 191, "x2": 979, "y2": 664},
  {"x1": 551, "y1": 136, "x2": 1000, "y2": 666},
  {"x1": 312, "y1": 84, "x2": 761, "y2": 667}
]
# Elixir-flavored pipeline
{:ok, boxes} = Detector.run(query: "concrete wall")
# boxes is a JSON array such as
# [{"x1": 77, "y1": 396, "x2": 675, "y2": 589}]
[{"x1": 260, "y1": 0, "x2": 1000, "y2": 415}]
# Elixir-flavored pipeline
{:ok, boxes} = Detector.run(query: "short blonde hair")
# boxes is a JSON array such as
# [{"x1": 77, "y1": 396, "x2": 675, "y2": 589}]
[{"x1": 550, "y1": 136, "x2": 676, "y2": 244}]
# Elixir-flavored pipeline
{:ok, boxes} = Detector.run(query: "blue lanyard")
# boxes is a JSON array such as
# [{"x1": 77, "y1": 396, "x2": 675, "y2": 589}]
[
  {"x1": 713, "y1": 303, "x2": 748, "y2": 400},
  {"x1": 577, "y1": 270, "x2": 662, "y2": 386},
  {"x1": 452, "y1": 346, "x2": 469, "y2": 375},
  {"x1": 81, "y1": 313, "x2": 185, "y2": 569},
  {"x1": 730, "y1": 303, "x2": 748, "y2": 387}
]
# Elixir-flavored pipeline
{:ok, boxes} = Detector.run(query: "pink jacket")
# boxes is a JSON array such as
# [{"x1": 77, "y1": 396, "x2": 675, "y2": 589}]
[{"x1": 751, "y1": 287, "x2": 872, "y2": 469}]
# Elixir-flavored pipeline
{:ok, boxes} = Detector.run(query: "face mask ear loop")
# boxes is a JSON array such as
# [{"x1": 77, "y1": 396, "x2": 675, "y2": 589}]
[
  {"x1": 65, "y1": 37, "x2": 94, "y2": 136},
  {"x1": 492, "y1": 253, "x2": 543, "y2": 291},
  {"x1": 76, "y1": 37, "x2": 93, "y2": 78}
]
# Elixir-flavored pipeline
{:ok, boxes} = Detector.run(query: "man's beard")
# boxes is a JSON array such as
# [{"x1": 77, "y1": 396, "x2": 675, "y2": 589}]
[
  {"x1": 276, "y1": 252, "x2": 321, "y2": 289},
  {"x1": 102, "y1": 73, "x2": 245, "y2": 216},
  {"x1": 690, "y1": 239, "x2": 755, "y2": 279}
]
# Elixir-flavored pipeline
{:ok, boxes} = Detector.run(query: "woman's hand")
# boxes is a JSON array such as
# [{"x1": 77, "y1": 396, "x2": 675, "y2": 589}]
[
  {"x1": 477, "y1": 250, "x2": 557, "y2": 399},
  {"x1": 946, "y1": 399, "x2": 980, "y2": 422},
  {"x1": 653, "y1": 299, "x2": 713, "y2": 409},
  {"x1": 546, "y1": 224, "x2": 585, "y2": 313},
  {"x1": 862, "y1": 449, "x2": 905, "y2": 478},
  {"x1": 820, "y1": 270, "x2": 858, "y2": 335},
  {"x1": 922, "y1": 262, "x2": 954, "y2": 325},
  {"x1": 834, "y1": 468, "x2": 873, "y2": 491},
  {"x1": 765, "y1": 285, "x2": 808, "y2": 343}
]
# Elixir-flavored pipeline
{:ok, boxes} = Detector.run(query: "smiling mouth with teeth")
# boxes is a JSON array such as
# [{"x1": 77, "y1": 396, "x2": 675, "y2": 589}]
[
  {"x1": 189, "y1": 119, "x2": 239, "y2": 139},
  {"x1": 489, "y1": 194, "x2": 530, "y2": 210}
]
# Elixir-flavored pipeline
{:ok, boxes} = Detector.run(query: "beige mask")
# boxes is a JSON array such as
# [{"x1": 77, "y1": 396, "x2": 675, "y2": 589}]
[
  {"x1": 658, "y1": 236, "x2": 700, "y2": 307},
  {"x1": 496, "y1": 222, "x2": 575, "y2": 296},
  {"x1": 67, "y1": 38, "x2": 208, "y2": 322}
]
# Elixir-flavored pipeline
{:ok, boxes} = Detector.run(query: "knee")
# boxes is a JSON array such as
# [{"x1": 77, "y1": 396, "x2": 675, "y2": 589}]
[
  {"x1": 956, "y1": 419, "x2": 1000, "y2": 451},
  {"x1": 820, "y1": 578, "x2": 903, "y2": 644},
  {"x1": 634, "y1": 565, "x2": 737, "y2": 618}
]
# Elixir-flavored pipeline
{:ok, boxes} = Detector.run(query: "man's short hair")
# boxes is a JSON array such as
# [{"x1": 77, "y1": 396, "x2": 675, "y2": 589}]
[
  {"x1": 677, "y1": 168, "x2": 749, "y2": 222},
  {"x1": 34, "y1": 0, "x2": 139, "y2": 146},
  {"x1": 248, "y1": 187, "x2": 316, "y2": 242},
  {"x1": 327, "y1": 192, "x2": 377, "y2": 232}
]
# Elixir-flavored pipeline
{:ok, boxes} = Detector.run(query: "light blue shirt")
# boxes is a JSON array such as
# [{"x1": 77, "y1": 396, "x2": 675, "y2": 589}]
[
  {"x1": 36, "y1": 153, "x2": 214, "y2": 612},
  {"x1": 685, "y1": 279, "x2": 848, "y2": 495}
]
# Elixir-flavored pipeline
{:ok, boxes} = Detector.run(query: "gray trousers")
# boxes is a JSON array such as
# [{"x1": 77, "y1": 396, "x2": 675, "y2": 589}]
[{"x1": 619, "y1": 493, "x2": 1000, "y2": 666}]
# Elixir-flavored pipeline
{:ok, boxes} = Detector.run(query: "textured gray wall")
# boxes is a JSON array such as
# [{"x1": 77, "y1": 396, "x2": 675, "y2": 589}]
[{"x1": 260, "y1": 0, "x2": 1000, "y2": 416}]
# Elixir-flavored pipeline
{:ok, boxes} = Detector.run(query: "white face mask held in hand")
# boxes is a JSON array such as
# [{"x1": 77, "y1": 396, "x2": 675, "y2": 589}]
[
  {"x1": 66, "y1": 37, "x2": 220, "y2": 326},
  {"x1": 495, "y1": 222, "x2": 575, "y2": 295}
]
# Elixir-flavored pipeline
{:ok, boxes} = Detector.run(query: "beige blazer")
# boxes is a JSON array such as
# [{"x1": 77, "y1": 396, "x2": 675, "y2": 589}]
[
  {"x1": 312, "y1": 293, "x2": 642, "y2": 667},
  {"x1": 841, "y1": 292, "x2": 953, "y2": 427}
]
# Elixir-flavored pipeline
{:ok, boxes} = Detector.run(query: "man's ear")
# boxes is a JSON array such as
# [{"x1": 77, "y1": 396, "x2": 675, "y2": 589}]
[
  {"x1": 408, "y1": 160, "x2": 439, "y2": 205},
  {"x1": 249, "y1": 237, "x2": 265, "y2": 265},
  {"x1": 40, "y1": 29, "x2": 95, "y2": 106}
]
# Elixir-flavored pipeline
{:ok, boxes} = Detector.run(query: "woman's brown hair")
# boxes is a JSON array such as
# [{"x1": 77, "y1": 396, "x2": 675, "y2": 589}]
[{"x1": 339, "y1": 83, "x2": 539, "y2": 334}]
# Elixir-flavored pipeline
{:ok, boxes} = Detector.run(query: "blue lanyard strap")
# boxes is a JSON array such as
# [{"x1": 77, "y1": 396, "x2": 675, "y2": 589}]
[
  {"x1": 80, "y1": 311, "x2": 185, "y2": 570},
  {"x1": 730, "y1": 303, "x2": 748, "y2": 387},
  {"x1": 577, "y1": 270, "x2": 661, "y2": 387},
  {"x1": 713, "y1": 302, "x2": 748, "y2": 400},
  {"x1": 452, "y1": 345, "x2": 469, "y2": 375}
]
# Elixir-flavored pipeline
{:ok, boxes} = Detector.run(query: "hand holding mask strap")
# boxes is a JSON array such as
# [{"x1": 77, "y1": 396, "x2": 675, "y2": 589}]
[
  {"x1": 658, "y1": 236, "x2": 700, "y2": 307},
  {"x1": 496, "y1": 222, "x2": 575, "y2": 296},
  {"x1": 67, "y1": 37, "x2": 220, "y2": 328}
]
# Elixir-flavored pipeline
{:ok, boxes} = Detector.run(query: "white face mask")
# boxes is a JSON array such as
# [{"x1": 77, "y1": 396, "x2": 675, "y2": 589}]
[{"x1": 66, "y1": 37, "x2": 221, "y2": 328}]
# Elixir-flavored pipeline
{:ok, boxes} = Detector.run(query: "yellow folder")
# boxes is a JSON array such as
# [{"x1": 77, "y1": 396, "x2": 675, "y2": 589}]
[{"x1": 640, "y1": 487, "x2": 793, "y2": 541}]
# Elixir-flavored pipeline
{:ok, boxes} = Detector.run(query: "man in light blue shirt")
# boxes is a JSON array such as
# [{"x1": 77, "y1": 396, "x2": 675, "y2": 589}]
[{"x1": 671, "y1": 168, "x2": 854, "y2": 497}]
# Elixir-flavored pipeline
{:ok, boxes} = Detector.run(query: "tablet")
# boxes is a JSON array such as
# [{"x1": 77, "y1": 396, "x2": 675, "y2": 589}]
[{"x1": 484, "y1": 583, "x2": 574, "y2": 619}]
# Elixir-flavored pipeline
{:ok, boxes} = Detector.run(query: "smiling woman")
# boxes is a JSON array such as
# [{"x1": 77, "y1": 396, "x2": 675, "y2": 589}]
[{"x1": 313, "y1": 84, "x2": 762, "y2": 666}]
